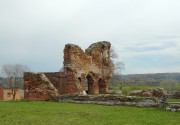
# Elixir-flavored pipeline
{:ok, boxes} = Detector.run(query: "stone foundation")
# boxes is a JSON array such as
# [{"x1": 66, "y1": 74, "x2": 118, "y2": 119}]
[
  {"x1": 165, "y1": 104, "x2": 180, "y2": 112},
  {"x1": 58, "y1": 94, "x2": 164, "y2": 107}
]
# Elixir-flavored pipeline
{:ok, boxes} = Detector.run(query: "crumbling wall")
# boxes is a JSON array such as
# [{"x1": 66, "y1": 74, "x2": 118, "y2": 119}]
[
  {"x1": 24, "y1": 72, "x2": 59, "y2": 100},
  {"x1": 63, "y1": 44, "x2": 89, "y2": 94},
  {"x1": 24, "y1": 41, "x2": 114, "y2": 100},
  {"x1": 44, "y1": 72, "x2": 66, "y2": 94},
  {"x1": 63, "y1": 41, "x2": 114, "y2": 94}
]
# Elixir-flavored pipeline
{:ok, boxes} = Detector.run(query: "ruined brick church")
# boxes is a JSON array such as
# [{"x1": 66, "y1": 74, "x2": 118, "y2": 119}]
[{"x1": 24, "y1": 41, "x2": 114, "y2": 100}]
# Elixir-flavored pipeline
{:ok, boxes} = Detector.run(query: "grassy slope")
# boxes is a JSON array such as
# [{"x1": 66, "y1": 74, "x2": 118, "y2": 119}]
[
  {"x1": 0, "y1": 101, "x2": 179, "y2": 125},
  {"x1": 167, "y1": 98, "x2": 180, "y2": 102}
]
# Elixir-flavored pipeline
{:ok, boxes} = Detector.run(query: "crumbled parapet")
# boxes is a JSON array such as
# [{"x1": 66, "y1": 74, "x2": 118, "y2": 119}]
[
  {"x1": 129, "y1": 88, "x2": 167, "y2": 98},
  {"x1": 24, "y1": 72, "x2": 59, "y2": 100}
]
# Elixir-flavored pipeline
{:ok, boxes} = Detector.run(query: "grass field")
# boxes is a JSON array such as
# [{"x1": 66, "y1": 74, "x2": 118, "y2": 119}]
[
  {"x1": 167, "y1": 98, "x2": 180, "y2": 102},
  {"x1": 0, "y1": 101, "x2": 179, "y2": 125}
]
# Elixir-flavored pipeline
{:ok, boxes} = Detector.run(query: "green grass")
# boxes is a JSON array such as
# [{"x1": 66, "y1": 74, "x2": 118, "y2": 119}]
[
  {"x1": 167, "y1": 98, "x2": 180, "y2": 102},
  {"x1": 0, "y1": 101, "x2": 179, "y2": 125}
]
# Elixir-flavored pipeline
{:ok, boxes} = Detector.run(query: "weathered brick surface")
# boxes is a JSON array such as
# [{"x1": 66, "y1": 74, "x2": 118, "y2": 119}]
[
  {"x1": 44, "y1": 72, "x2": 66, "y2": 94},
  {"x1": 24, "y1": 72, "x2": 59, "y2": 100},
  {"x1": 24, "y1": 41, "x2": 114, "y2": 100},
  {"x1": 63, "y1": 41, "x2": 114, "y2": 94}
]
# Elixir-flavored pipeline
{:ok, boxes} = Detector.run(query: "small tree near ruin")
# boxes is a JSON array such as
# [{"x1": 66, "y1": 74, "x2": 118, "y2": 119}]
[
  {"x1": 1, "y1": 64, "x2": 30, "y2": 100},
  {"x1": 110, "y1": 47, "x2": 125, "y2": 74},
  {"x1": 110, "y1": 47, "x2": 125, "y2": 90}
]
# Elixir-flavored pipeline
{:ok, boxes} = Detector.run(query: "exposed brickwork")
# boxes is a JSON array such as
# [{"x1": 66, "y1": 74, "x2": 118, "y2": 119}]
[
  {"x1": 24, "y1": 41, "x2": 114, "y2": 100},
  {"x1": 0, "y1": 85, "x2": 3, "y2": 99},
  {"x1": 44, "y1": 72, "x2": 66, "y2": 94},
  {"x1": 63, "y1": 41, "x2": 114, "y2": 94},
  {"x1": 24, "y1": 72, "x2": 59, "y2": 100}
]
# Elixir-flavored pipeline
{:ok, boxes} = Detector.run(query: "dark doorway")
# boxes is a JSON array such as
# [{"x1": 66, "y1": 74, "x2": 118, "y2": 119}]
[
  {"x1": 99, "y1": 78, "x2": 104, "y2": 93},
  {"x1": 86, "y1": 74, "x2": 94, "y2": 94}
]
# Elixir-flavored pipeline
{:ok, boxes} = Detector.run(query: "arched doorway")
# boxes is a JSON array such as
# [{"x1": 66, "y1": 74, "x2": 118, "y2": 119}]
[
  {"x1": 84, "y1": 78, "x2": 88, "y2": 93},
  {"x1": 86, "y1": 74, "x2": 94, "y2": 94},
  {"x1": 76, "y1": 77, "x2": 81, "y2": 90}
]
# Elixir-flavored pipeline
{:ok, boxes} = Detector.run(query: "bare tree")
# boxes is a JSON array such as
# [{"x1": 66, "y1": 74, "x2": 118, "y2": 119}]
[
  {"x1": 110, "y1": 47, "x2": 125, "y2": 90},
  {"x1": 110, "y1": 47, "x2": 125, "y2": 75},
  {"x1": 1, "y1": 64, "x2": 30, "y2": 100},
  {"x1": 114, "y1": 61, "x2": 125, "y2": 75},
  {"x1": 110, "y1": 47, "x2": 118, "y2": 59}
]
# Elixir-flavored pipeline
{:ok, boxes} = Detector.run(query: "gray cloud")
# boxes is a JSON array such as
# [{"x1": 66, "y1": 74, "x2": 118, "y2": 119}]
[
  {"x1": 124, "y1": 39, "x2": 178, "y2": 53},
  {"x1": 0, "y1": 0, "x2": 180, "y2": 74}
]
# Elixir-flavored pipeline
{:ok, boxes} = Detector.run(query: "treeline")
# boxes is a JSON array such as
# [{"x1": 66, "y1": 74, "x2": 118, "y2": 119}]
[
  {"x1": 121, "y1": 73, "x2": 180, "y2": 86},
  {"x1": 110, "y1": 73, "x2": 180, "y2": 92},
  {"x1": 122, "y1": 73, "x2": 180, "y2": 81}
]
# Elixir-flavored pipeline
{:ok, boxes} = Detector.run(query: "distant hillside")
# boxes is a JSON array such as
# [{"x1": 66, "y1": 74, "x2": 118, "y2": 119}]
[
  {"x1": 121, "y1": 73, "x2": 180, "y2": 81},
  {"x1": 110, "y1": 73, "x2": 180, "y2": 87}
]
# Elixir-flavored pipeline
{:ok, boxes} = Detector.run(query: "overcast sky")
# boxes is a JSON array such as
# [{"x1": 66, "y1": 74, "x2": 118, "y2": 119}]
[{"x1": 0, "y1": 0, "x2": 180, "y2": 74}]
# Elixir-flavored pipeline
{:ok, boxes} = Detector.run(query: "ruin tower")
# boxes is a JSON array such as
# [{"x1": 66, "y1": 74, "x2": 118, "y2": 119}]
[{"x1": 63, "y1": 41, "x2": 114, "y2": 94}]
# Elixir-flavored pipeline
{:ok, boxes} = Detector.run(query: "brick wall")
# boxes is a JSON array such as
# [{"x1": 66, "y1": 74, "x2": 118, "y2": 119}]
[
  {"x1": 24, "y1": 72, "x2": 59, "y2": 100},
  {"x1": 44, "y1": 72, "x2": 66, "y2": 94},
  {"x1": 63, "y1": 41, "x2": 114, "y2": 94},
  {"x1": 0, "y1": 85, "x2": 3, "y2": 99},
  {"x1": 24, "y1": 41, "x2": 114, "y2": 100}
]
